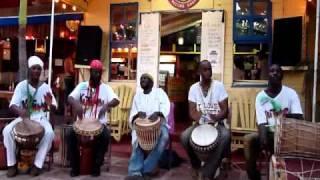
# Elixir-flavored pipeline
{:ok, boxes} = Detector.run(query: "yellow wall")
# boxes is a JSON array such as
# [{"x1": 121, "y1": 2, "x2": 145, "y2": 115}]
[
  {"x1": 83, "y1": 0, "x2": 308, "y2": 113},
  {"x1": 272, "y1": 0, "x2": 307, "y2": 114}
]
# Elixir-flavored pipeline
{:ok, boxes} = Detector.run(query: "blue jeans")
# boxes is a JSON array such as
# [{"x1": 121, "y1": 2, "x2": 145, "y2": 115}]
[{"x1": 128, "y1": 124, "x2": 169, "y2": 176}]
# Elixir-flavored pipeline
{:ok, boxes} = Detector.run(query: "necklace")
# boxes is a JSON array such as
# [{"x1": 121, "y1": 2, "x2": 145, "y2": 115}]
[{"x1": 26, "y1": 81, "x2": 40, "y2": 117}]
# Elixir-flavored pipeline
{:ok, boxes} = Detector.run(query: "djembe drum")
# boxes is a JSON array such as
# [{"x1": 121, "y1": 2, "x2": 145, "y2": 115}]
[
  {"x1": 13, "y1": 119, "x2": 44, "y2": 173},
  {"x1": 190, "y1": 124, "x2": 220, "y2": 162},
  {"x1": 270, "y1": 117, "x2": 320, "y2": 180},
  {"x1": 135, "y1": 118, "x2": 161, "y2": 151},
  {"x1": 73, "y1": 118, "x2": 103, "y2": 175}
]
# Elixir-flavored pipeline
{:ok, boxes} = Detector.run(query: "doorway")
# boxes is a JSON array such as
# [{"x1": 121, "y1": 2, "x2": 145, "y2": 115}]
[{"x1": 159, "y1": 12, "x2": 201, "y2": 132}]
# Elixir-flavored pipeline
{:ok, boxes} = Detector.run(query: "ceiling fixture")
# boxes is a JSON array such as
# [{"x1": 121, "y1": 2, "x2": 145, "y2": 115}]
[
  {"x1": 178, "y1": 37, "x2": 184, "y2": 45},
  {"x1": 55, "y1": 0, "x2": 59, "y2": 3},
  {"x1": 72, "y1": 5, "x2": 77, "y2": 11},
  {"x1": 66, "y1": 20, "x2": 80, "y2": 32},
  {"x1": 62, "y1": 3, "x2": 67, "y2": 9}
]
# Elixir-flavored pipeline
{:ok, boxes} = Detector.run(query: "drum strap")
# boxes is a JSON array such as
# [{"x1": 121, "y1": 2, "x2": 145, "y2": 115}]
[
  {"x1": 26, "y1": 81, "x2": 40, "y2": 116},
  {"x1": 85, "y1": 85, "x2": 100, "y2": 118}
]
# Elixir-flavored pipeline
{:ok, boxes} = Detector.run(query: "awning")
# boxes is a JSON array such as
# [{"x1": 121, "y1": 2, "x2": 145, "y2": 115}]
[{"x1": 0, "y1": 13, "x2": 83, "y2": 26}]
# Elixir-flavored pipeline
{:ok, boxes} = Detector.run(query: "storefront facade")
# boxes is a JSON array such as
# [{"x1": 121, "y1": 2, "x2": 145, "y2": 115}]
[{"x1": 79, "y1": 0, "x2": 310, "y2": 120}]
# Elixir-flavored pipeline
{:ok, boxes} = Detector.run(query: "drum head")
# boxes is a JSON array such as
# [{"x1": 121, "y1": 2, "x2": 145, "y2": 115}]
[
  {"x1": 191, "y1": 124, "x2": 218, "y2": 147},
  {"x1": 135, "y1": 117, "x2": 160, "y2": 127},
  {"x1": 74, "y1": 118, "x2": 102, "y2": 132},
  {"x1": 14, "y1": 119, "x2": 44, "y2": 136}
]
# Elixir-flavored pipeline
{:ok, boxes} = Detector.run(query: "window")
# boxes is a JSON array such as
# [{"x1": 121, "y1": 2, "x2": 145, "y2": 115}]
[
  {"x1": 1, "y1": 39, "x2": 11, "y2": 61},
  {"x1": 233, "y1": 0, "x2": 272, "y2": 84},
  {"x1": 233, "y1": 0, "x2": 271, "y2": 42},
  {"x1": 110, "y1": 3, "x2": 138, "y2": 81}
]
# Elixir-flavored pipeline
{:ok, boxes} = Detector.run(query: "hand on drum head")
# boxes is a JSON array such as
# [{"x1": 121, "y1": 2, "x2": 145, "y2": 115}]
[
  {"x1": 74, "y1": 103, "x2": 84, "y2": 120},
  {"x1": 148, "y1": 112, "x2": 159, "y2": 122},
  {"x1": 137, "y1": 111, "x2": 147, "y2": 119},
  {"x1": 43, "y1": 92, "x2": 52, "y2": 106},
  {"x1": 19, "y1": 108, "x2": 29, "y2": 119},
  {"x1": 98, "y1": 104, "x2": 110, "y2": 120}
]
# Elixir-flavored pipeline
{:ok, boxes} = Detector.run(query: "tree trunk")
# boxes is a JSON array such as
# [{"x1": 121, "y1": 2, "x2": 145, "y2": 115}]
[
  {"x1": 18, "y1": 25, "x2": 27, "y2": 81},
  {"x1": 18, "y1": 0, "x2": 27, "y2": 81}
]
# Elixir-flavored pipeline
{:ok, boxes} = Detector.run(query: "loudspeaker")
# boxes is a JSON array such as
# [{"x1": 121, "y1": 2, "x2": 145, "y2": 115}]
[
  {"x1": 272, "y1": 16, "x2": 302, "y2": 66},
  {"x1": 76, "y1": 26, "x2": 102, "y2": 65}
]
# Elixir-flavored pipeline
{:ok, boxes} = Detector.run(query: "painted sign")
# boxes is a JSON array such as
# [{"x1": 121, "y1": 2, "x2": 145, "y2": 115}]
[
  {"x1": 168, "y1": 0, "x2": 200, "y2": 10},
  {"x1": 201, "y1": 11, "x2": 225, "y2": 81},
  {"x1": 137, "y1": 13, "x2": 160, "y2": 87}
]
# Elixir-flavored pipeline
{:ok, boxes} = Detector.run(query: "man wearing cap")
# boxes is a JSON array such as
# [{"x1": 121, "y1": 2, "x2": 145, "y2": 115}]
[
  {"x1": 67, "y1": 59, "x2": 120, "y2": 177},
  {"x1": 125, "y1": 73, "x2": 170, "y2": 180},
  {"x1": 3, "y1": 56, "x2": 57, "y2": 177}
]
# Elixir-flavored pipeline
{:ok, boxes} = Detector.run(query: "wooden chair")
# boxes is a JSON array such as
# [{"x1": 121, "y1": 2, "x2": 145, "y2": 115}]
[
  {"x1": 229, "y1": 89, "x2": 259, "y2": 150},
  {"x1": 108, "y1": 85, "x2": 134, "y2": 142},
  {"x1": 44, "y1": 113, "x2": 56, "y2": 171},
  {"x1": 0, "y1": 117, "x2": 15, "y2": 169}
]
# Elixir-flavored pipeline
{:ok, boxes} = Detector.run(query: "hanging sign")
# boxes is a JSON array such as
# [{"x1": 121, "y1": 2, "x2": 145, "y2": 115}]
[
  {"x1": 201, "y1": 11, "x2": 225, "y2": 81},
  {"x1": 137, "y1": 13, "x2": 161, "y2": 87},
  {"x1": 168, "y1": 0, "x2": 200, "y2": 10}
]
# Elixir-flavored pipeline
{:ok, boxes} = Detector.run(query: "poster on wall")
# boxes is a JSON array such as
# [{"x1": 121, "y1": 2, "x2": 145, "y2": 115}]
[
  {"x1": 137, "y1": 13, "x2": 161, "y2": 87},
  {"x1": 201, "y1": 10, "x2": 225, "y2": 81}
]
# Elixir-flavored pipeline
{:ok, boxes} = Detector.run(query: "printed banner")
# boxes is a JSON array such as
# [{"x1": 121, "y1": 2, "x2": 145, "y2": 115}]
[
  {"x1": 201, "y1": 11, "x2": 225, "y2": 81},
  {"x1": 137, "y1": 13, "x2": 161, "y2": 87}
]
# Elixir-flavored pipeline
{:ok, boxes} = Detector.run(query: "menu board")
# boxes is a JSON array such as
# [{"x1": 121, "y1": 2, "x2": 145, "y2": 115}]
[
  {"x1": 137, "y1": 13, "x2": 161, "y2": 87},
  {"x1": 201, "y1": 11, "x2": 225, "y2": 81}
]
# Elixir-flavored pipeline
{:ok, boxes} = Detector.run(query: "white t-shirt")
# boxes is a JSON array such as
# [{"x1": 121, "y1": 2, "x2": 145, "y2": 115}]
[
  {"x1": 188, "y1": 80, "x2": 228, "y2": 123},
  {"x1": 69, "y1": 82, "x2": 119, "y2": 124},
  {"x1": 9, "y1": 80, "x2": 57, "y2": 122},
  {"x1": 129, "y1": 87, "x2": 170, "y2": 144},
  {"x1": 255, "y1": 85, "x2": 303, "y2": 126}
]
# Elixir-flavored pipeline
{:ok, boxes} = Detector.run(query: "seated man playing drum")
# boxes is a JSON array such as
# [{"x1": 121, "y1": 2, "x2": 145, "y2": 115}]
[
  {"x1": 244, "y1": 64, "x2": 303, "y2": 180},
  {"x1": 125, "y1": 73, "x2": 170, "y2": 180},
  {"x1": 68, "y1": 60, "x2": 119, "y2": 177},
  {"x1": 180, "y1": 60, "x2": 231, "y2": 180},
  {"x1": 3, "y1": 56, "x2": 57, "y2": 177}
]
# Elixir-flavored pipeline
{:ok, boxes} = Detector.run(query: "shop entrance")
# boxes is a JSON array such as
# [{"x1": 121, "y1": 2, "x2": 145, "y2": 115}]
[{"x1": 159, "y1": 12, "x2": 201, "y2": 132}]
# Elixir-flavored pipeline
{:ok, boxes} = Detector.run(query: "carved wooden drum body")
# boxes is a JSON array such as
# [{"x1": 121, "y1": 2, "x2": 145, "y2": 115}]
[
  {"x1": 190, "y1": 124, "x2": 220, "y2": 161},
  {"x1": 73, "y1": 118, "x2": 103, "y2": 147},
  {"x1": 135, "y1": 118, "x2": 161, "y2": 151},
  {"x1": 13, "y1": 119, "x2": 44, "y2": 149}
]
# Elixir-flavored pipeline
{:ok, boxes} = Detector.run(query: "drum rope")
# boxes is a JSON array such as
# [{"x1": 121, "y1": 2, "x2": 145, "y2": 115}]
[{"x1": 26, "y1": 81, "x2": 40, "y2": 117}]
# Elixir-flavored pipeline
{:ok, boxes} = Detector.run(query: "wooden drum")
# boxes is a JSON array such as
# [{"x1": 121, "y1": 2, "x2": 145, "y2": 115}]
[
  {"x1": 73, "y1": 118, "x2": 103, "y2": 147},
  {"x1": 13, "y1": 119, "x2": 44, "y2": 149},
  {"x1": 275, "y1": 118, "x2": 320, "y2": 158},
  {"x1": 269, "y1": 118, "x2": 320, "y2": 180},
  {"x1": 190, "y1": 124, "x2": 220, "y2": 161},
  {"x1": 135, "y1": 118, "x2": 161, "y2": 151},
  {"x1": 73, "y1": 118, "x2": 103, "y2": 175}
]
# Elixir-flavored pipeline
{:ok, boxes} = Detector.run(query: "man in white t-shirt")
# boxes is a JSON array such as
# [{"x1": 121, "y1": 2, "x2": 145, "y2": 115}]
[
  {"x1": 68, "y1": 60, "x2": 119, "y2": 177},
  {"x1": 125, "y1": 73, "x2": 170, "y2": 180},
  {"x1": 181, "y1": 60, "x2": 230, "y2": 180},
  {"x1": 244, "y1": 64, "x2": 303, "y2": 180},
  {"x1": 3, "y1": 56, "x2": 57, "y2": 177}
]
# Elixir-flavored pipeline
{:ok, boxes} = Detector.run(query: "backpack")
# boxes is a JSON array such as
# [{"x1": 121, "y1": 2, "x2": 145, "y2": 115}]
[{"x1": 158, "y1": 149, "x2": 185, "y2": 169}]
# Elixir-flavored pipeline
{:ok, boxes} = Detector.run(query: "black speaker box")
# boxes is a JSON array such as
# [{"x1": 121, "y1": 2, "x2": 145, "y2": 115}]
[
  {"x1": 76, "y1": 26, "x2": 102, "y2": 65},
  {"x1": 272, "y1": 16, "x2": 302, "y2": 66}
]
